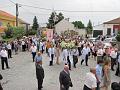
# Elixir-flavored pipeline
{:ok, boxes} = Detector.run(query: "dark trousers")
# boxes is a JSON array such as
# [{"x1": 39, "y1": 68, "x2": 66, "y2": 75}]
[
  {"x1": 8, "y1": 49, "x2": 12, "y2": 58},
  {"x1": 78, "y1": 47, "x2": 81, "y2": 56},
  {"x1": 32, "y1": 52, "x2": 36, "y2": 62},
  {"x1": 0, "y1": 83, "x2": 3, "y2": 90},
  {"x1": 81, "y1": 55, "x2": 88, "y2": 66},
  {"x1": 67, "y1": 56, "x2": 71, "y2": 70},
  {"x1": 1, "y1": 57, "x2": 9, "y2": 70},
  {"x1": 73, "y1": 55, "x2": 78, "y2": 68},
  {"x1": 96, "y1": 82, "x2": 100, "y2": 90},
  {"x1": 49, "y1": 54, "x2": 54, "y2": 66},
  {"x1": 115, "y1": 63, "x2": 120, "y2": 76},
  {"x1": 60, "y1": 85, "x2": 69, "y2": 90},
  {"x1": 111, "y1": 58, "x2": 116, "y2": 70},
  {"x1": 37, "y1": 79, "x2": 43, "y2": 90},
  {"x1": 83, "y1": 85, "x2": 91, "y2": 90},
  {"x1": 22, "y1": 45, "x2": 26, "y2": 51}
]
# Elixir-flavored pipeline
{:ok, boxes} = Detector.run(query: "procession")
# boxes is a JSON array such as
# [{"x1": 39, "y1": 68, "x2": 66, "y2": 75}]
[
  {"x1": 1, "y1": 0, "x2": 120, "y2": 90},
  {"x1": 0, "y1": 34, "x2": 120, "y2": 90}
]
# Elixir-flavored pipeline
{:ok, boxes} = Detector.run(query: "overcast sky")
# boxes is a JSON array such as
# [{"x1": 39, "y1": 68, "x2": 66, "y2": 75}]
[{"x1": 0, "y1": 0, "x2": 120, "y2": 26}]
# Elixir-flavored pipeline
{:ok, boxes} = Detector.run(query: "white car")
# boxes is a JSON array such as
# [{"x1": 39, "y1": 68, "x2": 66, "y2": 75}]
[
  {"x1": 89, "y1": 38, "x2": 96, "y2": 42},
  {"x1": 104, "y1": 37, "x2": 116, "y2": 43}
]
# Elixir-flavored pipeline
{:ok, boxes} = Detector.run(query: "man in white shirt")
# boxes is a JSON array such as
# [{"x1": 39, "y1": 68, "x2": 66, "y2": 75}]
[
  {"x1": 48, "y1": 45, "x2": 55, "y2": 66},
  {"x1": 7, "y1": 42, "x2": 12, "y2": 58},
  {"x1": 83, "y1": 68, "x2": 97, "y2": 90},
  {"x1": 0, "y1": 47, "x2": 10, "y2": 70},
  {"x1": 97, "y1": 47, "x2": 104, "y2": 62},
  {"x1": 81, "y1": 44, "x2": 89, "y2": 66},
  {"x1": 110, "y1": 49, "x2": 117, "y2": 71},
  {"x1": 30, "y1": 44, "x2": 37, "y2": 62}
]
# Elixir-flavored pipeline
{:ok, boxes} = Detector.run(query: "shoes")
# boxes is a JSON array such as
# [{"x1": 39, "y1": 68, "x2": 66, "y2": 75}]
[
  {"x1": 2, "y1": 68, "x2": 5, "y2": 70},
  {"x1": 7, "y1": 67, "x2": 10, "y2": 69}
]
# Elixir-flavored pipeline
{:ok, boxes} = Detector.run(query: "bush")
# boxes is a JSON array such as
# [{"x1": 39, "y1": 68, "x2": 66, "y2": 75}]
[
  {"x1": 12, "y1": 27, "x2": 25, "y2": 38},
  {"x1": 28, "y1": 30, "x2": 37, "y2": 35},
  {"x1": 116, "y1": 31, "x2": 120, "y2": 42}
]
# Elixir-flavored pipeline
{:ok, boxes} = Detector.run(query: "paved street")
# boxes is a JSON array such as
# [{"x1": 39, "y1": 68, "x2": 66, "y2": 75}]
[{"x1": 0, "y1": 51, "x2": 120, "y2": 90}]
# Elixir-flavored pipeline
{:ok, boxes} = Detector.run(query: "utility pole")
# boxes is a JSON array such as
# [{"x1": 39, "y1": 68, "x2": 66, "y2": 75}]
[{"x1": 16, "y1": 3, "x2": 18, "y2": 27}]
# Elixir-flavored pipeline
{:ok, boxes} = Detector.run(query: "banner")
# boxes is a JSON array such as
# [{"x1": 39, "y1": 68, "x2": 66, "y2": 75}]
[{"x1": 47, "y1": 29, "x2": 53, "y2": 41}]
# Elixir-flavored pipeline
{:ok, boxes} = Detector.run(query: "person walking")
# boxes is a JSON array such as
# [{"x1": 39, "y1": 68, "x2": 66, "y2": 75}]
[
  {"x1": 96, "y1": 60, "x2": 103, "y2": 90},
  {"x1": 81, "y1": 44, "x2": 89, "y2": 66},
  {"x1": 55, "y1": 44, "x2": 60, "y2": 65},
  {"x1": 83, "y1": 68, "x2": 97, "y2": 90},
  {"x1": 102, "y1": 60, "x2": 111, "y2": 90},
  {"x1": 30, "y1": 44, "x2": 37, "y2": 62},
  {"x1": 35, "y1": 52, "x2": 42, "y2": 65},
  {"x1": 115, "y1": 52, "x2": 120, "y2": 76},
  {"x1": 72, "y1": 47, "x2": 79, "y2": 68},
  {"x1": 7, "y1": 42, "x2": 12, "y2": 58},
  {"x1": 0, "y1": 47, "x2": 10, "y2": 70},
  {"x1": 59, "y1": 65, "x2": 73, "y2": 90},
  {"x1": 48, "y1": 45, "x2": 55, "y2": 66},
  {"x1": 110, "y1": 49, "x2": 117, "y2": 71},
  {"x1": 0, "y1": 74, "x2": 3, "y2": 90},
  {"x1": 36, "y1": 63, "x2": 44, "y2": 90},
  {"x1": 97, "y1": 46, "x2": 104, "y2": 62}
]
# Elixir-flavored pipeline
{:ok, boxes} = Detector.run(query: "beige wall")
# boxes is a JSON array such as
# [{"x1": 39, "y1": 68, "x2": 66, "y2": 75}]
[{"x1": 55, "y1": 19, "x2": 74, "y2": 34}]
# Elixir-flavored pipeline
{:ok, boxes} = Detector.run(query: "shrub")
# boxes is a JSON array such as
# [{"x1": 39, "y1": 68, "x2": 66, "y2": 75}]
[
  {"x1": 28, "y1": 30, "x2": 37, "y2": 35},
  {"x1": 116, "y1": 31, "x2": 120, "y2": 42}
]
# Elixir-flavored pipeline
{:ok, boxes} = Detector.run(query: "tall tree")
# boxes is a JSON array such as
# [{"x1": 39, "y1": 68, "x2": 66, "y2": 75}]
[
  {"x1": 86, "y1": 20, "x2": 93, "y2": 34},
  {"x1": 47, "y1": 12, "x2": 64, "y2": 29},
  {"x1": 32, "y1": 16, "x2": 39, "y2": 30},
  {"x1": 72, "y1": 21, "x2": 85, "y2": 29},
  {"x1": 57, "y1": 12, "x2": 64, "y2": 23}
]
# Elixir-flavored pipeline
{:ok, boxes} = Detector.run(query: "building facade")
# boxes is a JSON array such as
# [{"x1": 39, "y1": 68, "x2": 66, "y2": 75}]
[
  {"x1": 55, "y1": 19, "x2": 74, "y2": 34},
  {"x1": 93, "y1": 17, "x2": 120, "y2": 37},
  {"x1": 0, "y1": 10, "x2": 28, "y2": 34}
]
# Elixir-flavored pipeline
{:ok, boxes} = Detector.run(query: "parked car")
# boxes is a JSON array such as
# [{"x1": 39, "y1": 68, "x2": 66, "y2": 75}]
[{"x1": 104, "y1": 37, "x2": 117, "y2": 43}]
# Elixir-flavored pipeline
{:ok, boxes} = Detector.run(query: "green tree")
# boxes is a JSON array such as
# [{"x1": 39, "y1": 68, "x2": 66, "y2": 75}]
[
  {"x1": 72, "y1": 21, "x2": 85, "y2": 29},
  {"x1": 116, "y1": 30, "x2": 120, "y2": 42},
  {"x1": 47, "y1": 12, "x2": 64, "y2": 29},
  {"x1": 32, "y1": 16, "x2": 39, "y2": 30},
  {"x1": 86, "y1": 20, "x2": 93, "y2": 34},
  {"x1": 57, "y1": 12, "x2": 64, "y2": 23},
  {"x1": 4, "y1": 23, "x2": 13, "y2": 38}
]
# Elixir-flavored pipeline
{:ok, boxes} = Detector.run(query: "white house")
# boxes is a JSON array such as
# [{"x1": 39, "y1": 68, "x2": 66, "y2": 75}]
[
  {"x1": 55, "y1": 18, "x2": 74, "y2": 34},
  {"x1": 93, "y1": 17, "x2": 120, "y2": 37},
  {"x1": 75, "y1": 28, "x2": 87, "y2": 37}
]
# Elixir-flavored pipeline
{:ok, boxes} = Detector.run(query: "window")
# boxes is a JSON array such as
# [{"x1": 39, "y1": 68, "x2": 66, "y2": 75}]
[{"x1": 107, "y1": 28, "x2": 111, "y2": 35}]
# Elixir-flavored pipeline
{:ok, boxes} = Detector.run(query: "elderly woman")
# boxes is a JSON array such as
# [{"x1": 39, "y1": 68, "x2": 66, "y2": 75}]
[{"x1": 35, "y1": 52, "x2": 42, "y2": 65}]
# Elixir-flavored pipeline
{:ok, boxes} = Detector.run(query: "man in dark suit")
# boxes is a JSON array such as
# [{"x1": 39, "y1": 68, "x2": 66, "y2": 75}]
[
  {"x1": 0, "y1": 74, "x2": 3, "y2": 90},
  {"x1": 59, "y1": 65, "x2": 73, "y2": 90},
  {"x1": 36, "y1": 63, "x2": 44, "y2": 90}
]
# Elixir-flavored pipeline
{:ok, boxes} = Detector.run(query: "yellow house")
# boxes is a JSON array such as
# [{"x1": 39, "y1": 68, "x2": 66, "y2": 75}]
[{"x1": 0, "y1": 10, "x2": 28, "y2": 33}]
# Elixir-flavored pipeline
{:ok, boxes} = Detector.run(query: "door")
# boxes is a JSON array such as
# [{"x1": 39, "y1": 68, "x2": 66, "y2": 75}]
[
  {"x1": 107, "y1": 28, "x2": 111, "y2": 35},
  {"x1": 93, "y1": 30, "x2": 103, "y2": 37}
]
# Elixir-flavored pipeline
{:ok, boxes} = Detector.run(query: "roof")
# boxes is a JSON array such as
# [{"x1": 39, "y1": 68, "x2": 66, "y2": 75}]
[
  {"x1": 0, "y1": 10, "x2": 29, "y2": 24},
  {"x1": 104, "y1": 17, "x2": 120, "y2": 24},
  {"x1": 0, "y1": 10, "x2": 15, "y2": 19}
]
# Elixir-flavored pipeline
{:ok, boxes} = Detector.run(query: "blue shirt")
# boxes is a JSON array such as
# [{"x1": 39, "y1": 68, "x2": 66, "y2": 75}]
[
  {"x1": 35, "y1": 55, "x2": 42, "y2": 63},
  {"x1": 96, "y1": 64, "x2": 103, "y2": 82}
]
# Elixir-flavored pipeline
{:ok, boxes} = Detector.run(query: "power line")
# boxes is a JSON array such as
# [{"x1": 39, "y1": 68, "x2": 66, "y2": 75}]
[
  {"x1": 19, "y1": 3, "x2": 120, "y2": 13},
  {"x1": 8, "y1": 0, "x2": 16, "y2": 5},
  {"x1": 8, "y1": 1, "x2": 120, "y2": 13}
]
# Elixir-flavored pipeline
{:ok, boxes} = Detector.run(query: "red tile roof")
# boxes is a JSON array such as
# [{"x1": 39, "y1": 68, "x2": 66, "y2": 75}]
[
  {"x1": 104, "y1": 17, "x2": 120, "y2": 24},
  {"x1": 0, "y1": 10, "x2": 15, "y2": 19}
]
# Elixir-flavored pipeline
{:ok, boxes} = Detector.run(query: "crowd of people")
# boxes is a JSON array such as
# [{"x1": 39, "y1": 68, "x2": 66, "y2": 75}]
[{"x1": 0, "y1": 35, "x2": 120, "y2": 90}]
